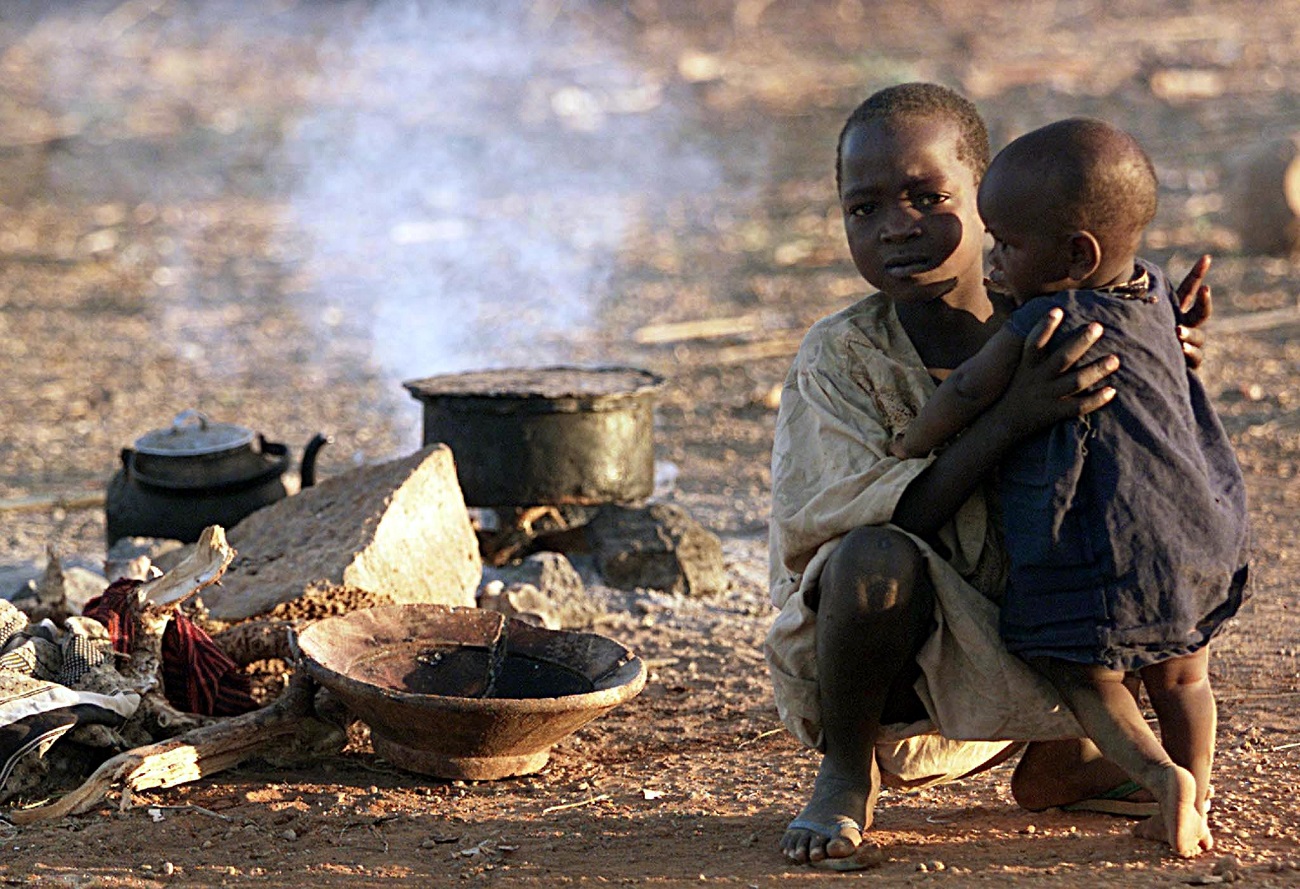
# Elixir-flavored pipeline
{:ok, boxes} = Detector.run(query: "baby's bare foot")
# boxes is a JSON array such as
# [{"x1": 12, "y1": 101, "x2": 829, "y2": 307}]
[{"x1": 1133, "y1": 767, "x2": 1212, "y2": 857}]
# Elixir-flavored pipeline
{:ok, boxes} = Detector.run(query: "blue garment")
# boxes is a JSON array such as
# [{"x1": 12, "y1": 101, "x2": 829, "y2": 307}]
[{"x1": 997, "y1": 261, "x2": 1250, "y2": 672}]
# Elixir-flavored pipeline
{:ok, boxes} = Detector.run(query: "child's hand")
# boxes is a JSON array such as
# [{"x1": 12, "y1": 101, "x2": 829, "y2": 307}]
[
  {"x1": 994, "y1": 308, "x2": 1119, "y2": 441},
  {"x1": 1174, "y1": 254, "x2": 1213, "y2": 370},
  {"x1": 889, "y1": 433, "x2": 910, "y2": 459}
]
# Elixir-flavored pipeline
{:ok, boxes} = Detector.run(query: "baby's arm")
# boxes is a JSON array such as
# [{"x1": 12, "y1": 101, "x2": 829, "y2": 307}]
[{"x1": 891, "y1": 327, "x2": 1025, "y2": 458}]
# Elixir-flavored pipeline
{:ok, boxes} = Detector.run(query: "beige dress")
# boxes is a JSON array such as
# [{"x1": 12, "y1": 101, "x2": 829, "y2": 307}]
[{"x1": 765, "y1": 293, "x2": 1081, "y2": 789}]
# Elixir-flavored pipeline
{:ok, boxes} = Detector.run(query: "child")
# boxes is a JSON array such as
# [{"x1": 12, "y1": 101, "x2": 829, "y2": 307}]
[
  {"x1": 767, "y1": 83, "x2": 1215, "y2": 871},
  {"x1": 890, "y1": 118, "x2": 1249, "y2": 856}
]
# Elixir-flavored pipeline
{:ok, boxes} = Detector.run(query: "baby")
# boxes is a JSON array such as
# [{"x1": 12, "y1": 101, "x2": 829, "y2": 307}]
[{"x1": 891, "y1": 118, "x2": 1250, "y2": 857}]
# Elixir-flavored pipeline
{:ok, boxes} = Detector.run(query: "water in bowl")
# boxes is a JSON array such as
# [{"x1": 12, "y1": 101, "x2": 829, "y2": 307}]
[{"x1": 349, "y1": 644, "x2": 594, "y2": 699}]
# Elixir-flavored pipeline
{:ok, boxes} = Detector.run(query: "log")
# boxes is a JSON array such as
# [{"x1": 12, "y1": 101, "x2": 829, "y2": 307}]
[{"x1": 7, "y1": 672, "x2": 320, "y2": 825}]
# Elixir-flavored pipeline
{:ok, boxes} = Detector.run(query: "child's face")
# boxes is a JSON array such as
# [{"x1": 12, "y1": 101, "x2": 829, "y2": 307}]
[
  {"x1": 977, "y1": 161, "x2": 1073, "y2": 302},
  {"x1": 838, "y1": 115, "x2": 985, "y2": 305}
]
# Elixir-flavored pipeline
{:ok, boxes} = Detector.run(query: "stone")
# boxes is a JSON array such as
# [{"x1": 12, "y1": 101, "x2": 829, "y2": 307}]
[
  {"x1": 587, "y1": 503, "x2": 725, "y2": 596},
  {"x1": 479, "y1": 551, "x2": 605, "y2": 628},
  {"x1": 198, "y1": 445, "x2": 481, "y2": 621},
  {"x1": 1228, "y1": 133, "x2": 1300, "y2": 257}
]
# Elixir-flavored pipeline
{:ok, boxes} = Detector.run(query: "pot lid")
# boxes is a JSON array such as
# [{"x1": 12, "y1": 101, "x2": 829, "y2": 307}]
[
  {"x1": 133, "y1": 409, "x2": 256, "y2": 457},
  {"x1": 403, "y1": 366, "x2": 664, "y2": 401}
]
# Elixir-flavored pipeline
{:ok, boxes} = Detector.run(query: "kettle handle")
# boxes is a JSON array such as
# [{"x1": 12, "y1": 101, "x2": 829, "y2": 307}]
[{"x1": 300, "y1": 433, "x2": 333, "y2": 488}]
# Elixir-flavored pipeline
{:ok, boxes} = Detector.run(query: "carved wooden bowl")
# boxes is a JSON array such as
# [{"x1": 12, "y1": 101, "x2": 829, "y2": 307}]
[{"x1": 294, "y1": 604, "x2": 646, "y2": 780}]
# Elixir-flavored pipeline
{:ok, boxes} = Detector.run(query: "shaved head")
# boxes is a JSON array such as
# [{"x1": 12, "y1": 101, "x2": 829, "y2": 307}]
[{"x1": 990, "y1": 118, "x2": 1158, "y2": 252}]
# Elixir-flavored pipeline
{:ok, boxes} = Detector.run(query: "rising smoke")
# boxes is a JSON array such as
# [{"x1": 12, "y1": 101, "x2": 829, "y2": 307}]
[{"x1": 282, "y1": 0, "x2": 724, "y2": 387}]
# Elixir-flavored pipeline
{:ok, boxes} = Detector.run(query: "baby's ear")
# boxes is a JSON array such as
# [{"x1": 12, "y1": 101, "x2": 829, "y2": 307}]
[{"x1": 1066, "y1": 230, "x2": 1102, "y2": 283}]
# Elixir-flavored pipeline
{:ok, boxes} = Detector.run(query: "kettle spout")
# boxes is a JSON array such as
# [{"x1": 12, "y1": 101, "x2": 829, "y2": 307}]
[{"x1": 300, "y1": 433, "x2": 333, "y2": 488}]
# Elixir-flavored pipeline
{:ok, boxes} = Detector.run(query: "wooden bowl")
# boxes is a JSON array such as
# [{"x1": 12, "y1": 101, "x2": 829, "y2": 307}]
[{"x1": 294, "y1": 604, "x2": 646, "y2": 780}]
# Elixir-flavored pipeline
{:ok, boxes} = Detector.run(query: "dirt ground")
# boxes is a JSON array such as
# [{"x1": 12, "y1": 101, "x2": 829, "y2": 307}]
[{"x1": 2, "y1": 1, "x2": 1299, "y2": 886}]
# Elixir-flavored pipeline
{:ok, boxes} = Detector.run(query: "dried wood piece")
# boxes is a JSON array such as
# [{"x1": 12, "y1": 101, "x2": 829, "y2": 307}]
[
  {"x1": 8, "y1": 671, "x2": 320, "y2": 825},
  {"x1": 75, "y1": 525, "x2": 237, "y2": 737}
]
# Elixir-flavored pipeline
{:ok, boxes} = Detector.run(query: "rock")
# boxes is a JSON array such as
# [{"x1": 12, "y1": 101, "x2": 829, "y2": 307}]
[
  {"x1": 105, "y1": 537, "x2": 188, "y2": 581},
  {"x1": 198, "y1": 445, "x2": 481, "y2": 621},
  {"x1": 1227, "y1": 133, "x2": 1300, "y2": 256},
  {"x1": 587, "y1": 503, "x2": 725, "y2": 596},
  {"x1": 479, "y1": 552, "x2": 604, "y2": 629},
  {"x1": 486, "y1": 551, "x2": 586, "y2": 602},
  {"x1": 0, "y1": 561, "x2": 41, "y2": 601}
]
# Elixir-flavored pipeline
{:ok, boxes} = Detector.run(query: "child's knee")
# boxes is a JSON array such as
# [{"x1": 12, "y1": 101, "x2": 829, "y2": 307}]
[
  {"x1": 821, "y1": 526, "x2": 927, "y2": 614},
  {"x1": 1141, "y1": 649, "x2": 1211, "y2": 693}
]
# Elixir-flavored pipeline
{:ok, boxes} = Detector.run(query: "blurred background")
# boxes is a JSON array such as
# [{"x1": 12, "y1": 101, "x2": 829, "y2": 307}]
[{"x1": 1, "y1": 0, "x2": 1297, "y2": 564}]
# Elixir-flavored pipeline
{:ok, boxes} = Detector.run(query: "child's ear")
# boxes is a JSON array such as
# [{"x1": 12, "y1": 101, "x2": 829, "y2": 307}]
[{"x1": 1066, "y1": 231, "x2": 1102, "y2": 283}]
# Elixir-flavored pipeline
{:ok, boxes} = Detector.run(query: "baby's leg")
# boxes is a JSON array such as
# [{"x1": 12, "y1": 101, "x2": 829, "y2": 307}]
[
  {"x1": 1137, "y1": 648, "x2": 1216, "y2": 846},
  {"x1": 1030, "y1": 657, "x2": 1208, "y2": 857}
]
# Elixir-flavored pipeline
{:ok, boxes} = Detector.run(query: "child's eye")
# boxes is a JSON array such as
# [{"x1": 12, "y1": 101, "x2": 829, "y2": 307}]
[
  {"x1": 848, "y1": 202, "x2": 877, "y2": 217},
  {"x1": 912, "y1": 192, "x2": 947, "y2": 208}
]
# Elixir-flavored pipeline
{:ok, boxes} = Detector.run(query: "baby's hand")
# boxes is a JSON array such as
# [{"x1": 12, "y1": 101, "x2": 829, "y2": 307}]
[{"x1": 889, "y1": 432, "x2": 911, "y2": 459}]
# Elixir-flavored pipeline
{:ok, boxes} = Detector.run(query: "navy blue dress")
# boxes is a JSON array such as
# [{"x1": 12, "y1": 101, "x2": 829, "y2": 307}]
[{"x1": 998, "y1": 261, "x2": 1250, "y2": 672}]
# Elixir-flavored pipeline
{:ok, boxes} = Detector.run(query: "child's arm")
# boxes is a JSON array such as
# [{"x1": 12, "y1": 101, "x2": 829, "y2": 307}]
[{"x1": 891, "y1": 327, "x2": 1025, "y2": 458}]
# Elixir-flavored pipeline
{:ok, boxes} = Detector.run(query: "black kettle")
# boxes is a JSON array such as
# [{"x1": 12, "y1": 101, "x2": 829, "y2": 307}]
[{"x1": 105, "y1": 409, "x2": 330, "y2": 546}]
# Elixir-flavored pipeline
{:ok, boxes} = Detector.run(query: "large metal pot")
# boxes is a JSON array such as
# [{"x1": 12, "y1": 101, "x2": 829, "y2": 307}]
[
  {"x1": 403, "y1": 366, "x2": 664, "y2": 508},
  {"x1": 105, "y1": 409, "x2": 330, "y2": 545}
]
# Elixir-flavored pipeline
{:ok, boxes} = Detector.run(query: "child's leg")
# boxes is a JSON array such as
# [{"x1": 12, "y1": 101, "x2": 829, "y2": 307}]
[
  {"x1": 1140, "y1": 647, "x2": 1215, "y2": 815},
  {"x1": 1030, "y1": 657, "x2": 1209, "y2": 857}
]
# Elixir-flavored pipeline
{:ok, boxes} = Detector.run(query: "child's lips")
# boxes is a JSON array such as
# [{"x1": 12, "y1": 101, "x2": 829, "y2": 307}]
[{"x1": 883, "y1": 256, "x2": 935, "y2": 278}]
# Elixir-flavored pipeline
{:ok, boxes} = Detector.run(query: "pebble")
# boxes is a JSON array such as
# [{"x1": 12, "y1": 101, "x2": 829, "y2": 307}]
[
  {"x1": 1020, "y1": 825, "x2": 1037, "y2": 834},
  {"x1": 162, "y1": 862, "x2": 175, "y2": 876},
  {"x1": 281, "y1": 829, "x2": 298, "y2": 841}
]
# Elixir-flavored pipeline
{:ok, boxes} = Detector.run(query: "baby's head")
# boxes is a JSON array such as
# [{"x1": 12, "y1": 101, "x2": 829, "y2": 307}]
[
  {"x1": 978, "y1": 117, "x2": 1157, "y2": 301},
  {"x1": 836, "y1": 83, "x2": 991, "y2": 302}
]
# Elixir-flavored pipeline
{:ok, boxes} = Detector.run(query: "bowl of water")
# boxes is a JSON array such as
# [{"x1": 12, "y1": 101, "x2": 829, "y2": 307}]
[{"x1": 294, "y1": 603, "x2": 646, "y2": 780}]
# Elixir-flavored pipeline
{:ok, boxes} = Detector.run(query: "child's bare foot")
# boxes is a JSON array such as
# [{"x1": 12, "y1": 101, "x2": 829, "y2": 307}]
[
  {"x1": 1132, "y1": 766, "x2": 1212, "y2": 857},
  {"x1": 781, "y1": 758, "x2": 882, "y2": 868}
]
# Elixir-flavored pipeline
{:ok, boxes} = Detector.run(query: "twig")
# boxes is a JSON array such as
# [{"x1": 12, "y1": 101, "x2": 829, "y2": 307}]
[
  {"x1": 150, "y1": 803, "x2": 233, "y2": 821},
  {"x1": 0, "y1": 492, "x2": 107, "y2": 514},
  {"x1": 542, "y1": 793, "x2": 611, "y2": 815},
  {"x1": 1214, "y1": 305, "x2": 1300, "y2": 335},
  {"x1": 737, "y1": 727, "x2": 784, "y2": 748},
  {"x1": 1270, "y1": 741, "x2": 1300, "y2": 752},
  {"x1": 633, "y1": 315, "x2": 764, "y2": 345}
]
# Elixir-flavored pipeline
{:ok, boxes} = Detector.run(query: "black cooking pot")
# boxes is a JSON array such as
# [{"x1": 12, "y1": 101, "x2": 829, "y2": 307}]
[
  {"x1": 105, "y1": 409, "x2": 331, "y2": 545},
  {"x1": 403, "y1": 366, "x2": 664, "y2": 508}
]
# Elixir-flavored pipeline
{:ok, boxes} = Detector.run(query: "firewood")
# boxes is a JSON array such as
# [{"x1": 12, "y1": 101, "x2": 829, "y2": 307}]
[
  {"x1": 74, "y1": 525, "x2": 238, "y2": 738},
  {"x1": 7, "y1": 671, "x2": 322, "y2": 825}
]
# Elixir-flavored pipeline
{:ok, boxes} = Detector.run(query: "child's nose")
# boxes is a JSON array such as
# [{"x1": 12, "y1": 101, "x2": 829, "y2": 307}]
[{"x1": 879, "y1": 203, "x2": 922, "y2": 240}]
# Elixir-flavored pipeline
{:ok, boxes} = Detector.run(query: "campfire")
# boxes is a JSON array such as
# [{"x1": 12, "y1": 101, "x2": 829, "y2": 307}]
[{"x1": 1, "y1": 366, "x2": 724, "y2": 818}]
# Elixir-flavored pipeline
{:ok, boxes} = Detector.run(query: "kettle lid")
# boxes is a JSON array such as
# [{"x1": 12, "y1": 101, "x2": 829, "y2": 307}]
[{"x1": 133, "y1": 409, "x2": 256, "y2": 457}]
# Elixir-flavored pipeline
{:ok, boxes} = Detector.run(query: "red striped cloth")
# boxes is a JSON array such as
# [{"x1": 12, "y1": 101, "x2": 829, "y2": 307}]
[{"x1": 83, "y1": 579, "x2": 257, "y2": 717}]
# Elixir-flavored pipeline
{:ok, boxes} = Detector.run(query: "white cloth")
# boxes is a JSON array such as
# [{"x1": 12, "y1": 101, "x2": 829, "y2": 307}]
[{"x1": 764, "y1": 293, "x2": 1081, "y2": 786}]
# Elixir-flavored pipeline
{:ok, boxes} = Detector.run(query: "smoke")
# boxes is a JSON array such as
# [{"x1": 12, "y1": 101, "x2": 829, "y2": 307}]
[{"x1": 281, "y1": 0, "x2": 723, "y2": 387}]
